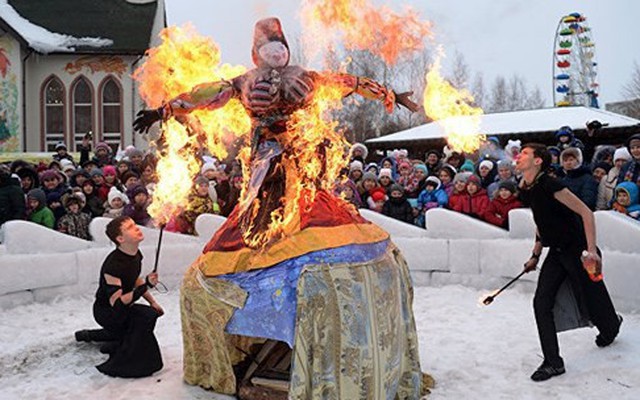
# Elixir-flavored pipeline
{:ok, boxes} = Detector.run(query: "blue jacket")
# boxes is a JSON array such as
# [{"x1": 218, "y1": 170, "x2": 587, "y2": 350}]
[{"x1": 417, "y1": 187, "x2": 448, "y2": 210}]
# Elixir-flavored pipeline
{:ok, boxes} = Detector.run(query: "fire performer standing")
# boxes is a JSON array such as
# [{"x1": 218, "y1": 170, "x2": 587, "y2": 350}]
[{"x1": 516, "y1": 143, "x2": 622, "y2": 382}]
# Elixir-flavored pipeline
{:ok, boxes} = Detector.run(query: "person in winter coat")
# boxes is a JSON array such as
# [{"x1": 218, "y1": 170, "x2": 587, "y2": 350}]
[
  {"x1": 483, "y1": 181, "x2": 523, "y2": 229},
  {"x1": 80, "y1": 140, "x2": 115, "y2": 168},
  {"x1": 560, "y1": 147, "x2": 598, "y2": 210},
  {"x1": 348, "y1": 160, "x2": 364, "y2": 184},
  {"x1": 0, "y1": 165, "x2": 26, "y2": 227},
  {"x1": 168, "y1": 176, "x2": 220, "y2": 235},
  {"x1": 448, "y1": 172, "x2": 472, "y2": 213},
  {"x1": 611, "y1": 181, "x2": 640, "y2": 220},
  {"x1": 74, "y1": 216, "x2": 163, "y2": 378},
  {"x1": 407, "y1": 163, "x2": 428, "y2": 199},
  {"x1": 52, "y1": 142, "x2": 75, "y2": 164},
  {"x1": 437, "y1": 164, "x2": 456, "y2": 197},
  {"x1": 57, "y1": 195, "x2": 92, "y2": 240},
  {"x1": 16, "y1": 166, "x2": 39, "y2": 194},
  {"x1": 617, "y1": 133, "x2": 640, "y2": 190},
  {"x1": 103, "y1": 187, "x2": 129, "y2": 219},
  {"x1": 597, "y1": 147, "x2": 632, "y2": 210},
  {"x1": 123, "y1": 184, "x2": 152, "y2": 227},
  {"x1": 349, "y1": 142, "x2": 368, "y2": 164},
  {"x1": 335, "y1": 178, "x2": 362, "y2": 208},
  {"x1": 487, "y1": 159, "x2": 517, "y2": 199},
  {"x1": 82, "y1": 180, "x2": 106, "y2": 218},
  {"x1": 379, "y1": 156, "x2": 398, "y2": 180},
  {"x1": 476, "y1": 159, "x2": 497, "y2": 189},
  {"x1": 382, "y1": 184, "x2": 414, "y2": 224},
  {"x1": 367, "y1": 186, "x2": 387, "y2": 212},
  {"x1": 591, "y1": 162, "x2": 611, "y2": 184},
  {"x1": 378, "y1": 168, "x2": 394, "y2": 193},
  {"x1": 424, "y1": 149, "x2": 442, "y2": 176},
  {"x1": 46, "y1": 191, "x2": 65, "y2": 227},
  {"x1": 364, "y1": 162, "x2": 379, "y2": 176},
  {"x1": 27, "y1": 188, "x2": 55, "y2": 229},
  {"x1": 40, "y1": 169, "x2": 68, "y2": 199},
  {"x1": 416, "y1": 176, "x2": 448, "y2": 227},
  {"x1": 554, "y1": 126, "x2": 584, "y2": 152},
  {"x1": 464, "y1": 175, "x2": 490, "y2": 220},
  {"x1": 396, "y1": 160, "x2": 419, "y2": 195}
]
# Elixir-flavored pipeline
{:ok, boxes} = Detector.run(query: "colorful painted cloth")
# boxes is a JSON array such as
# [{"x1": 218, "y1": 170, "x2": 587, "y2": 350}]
[{"x1": 219, "y1": 240, "x2": 390, "y2": 347}]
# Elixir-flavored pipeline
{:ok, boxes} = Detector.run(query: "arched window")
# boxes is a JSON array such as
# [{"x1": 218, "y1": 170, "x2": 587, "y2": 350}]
[
  {"x1": 71, "y1": 77, "x2": 93, "y2": 151},
  {"x1": 43, "y1": 77, "x2": 65, "y2": 151},
  {"x1": 100, "y1": 77, "x2": 122, "y2": 151}
]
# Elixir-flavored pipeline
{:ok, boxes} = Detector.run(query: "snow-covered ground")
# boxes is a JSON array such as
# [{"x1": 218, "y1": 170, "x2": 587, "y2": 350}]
[{"x1": 1, "y1": 284, "x2": 638, "y2": 399}]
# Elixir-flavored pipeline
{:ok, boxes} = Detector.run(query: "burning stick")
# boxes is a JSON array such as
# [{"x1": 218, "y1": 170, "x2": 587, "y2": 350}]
[{"x1": 481, "y1": 270, "x2": 527, "y2": 306}]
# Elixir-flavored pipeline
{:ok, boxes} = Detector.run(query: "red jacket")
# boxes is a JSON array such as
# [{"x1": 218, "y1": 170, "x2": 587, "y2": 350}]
[
  {"x1": 449, "y1": 190, "x2": 470, "y2": 213},
  {"x1": 484, "y1": 195, "x2": 522, "y2": 228},
  {"x1": 449, "y1": 188, "x2": 490, "y2": 219}
]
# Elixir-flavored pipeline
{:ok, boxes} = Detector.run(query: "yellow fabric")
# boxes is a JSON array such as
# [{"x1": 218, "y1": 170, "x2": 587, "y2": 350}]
[{"x1": 197, "y1": 222, "x2": 389, "y2": 277}]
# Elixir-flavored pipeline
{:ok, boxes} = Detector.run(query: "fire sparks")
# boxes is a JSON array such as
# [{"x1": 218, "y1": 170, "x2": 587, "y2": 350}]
[
  {"x1": 300, "y1": 0, "x2": 432, "y2": 65},
  {"x1": 133, "y1": 25, "x2": 250, "y2": 226},
  {"x1": 423, "y1": 51, "x2": 485, "y2": 154}
]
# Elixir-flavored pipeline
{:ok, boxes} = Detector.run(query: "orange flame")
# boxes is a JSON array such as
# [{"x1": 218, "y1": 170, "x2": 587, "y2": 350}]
[
  {"x1": 301, "y1": 0, "x2": 432, "y2": 65},
  {"x1": 423, "y1": 51, "x2": 485, "y2": 154},
  {"x1": 237, "y1": 77, "x2": 351, "y2": 248},
  {"x1": 133, "y1": 25, "x2": 251, "y2": 225}
]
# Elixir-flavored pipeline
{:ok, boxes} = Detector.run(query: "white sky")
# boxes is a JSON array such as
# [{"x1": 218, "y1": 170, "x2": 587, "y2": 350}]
[{"x1": 164, "y1": 0, "x2": 640, "y2": 107}]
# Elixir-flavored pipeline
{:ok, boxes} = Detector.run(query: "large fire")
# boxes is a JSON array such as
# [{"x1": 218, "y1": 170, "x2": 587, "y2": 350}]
[
  {"x1": 133, "y1": 25, "x2": 250, "y2": 226},
  {"x1": 300, "y1": 0, "x2": 432, "y2": 65},
  {"x1": 423, "y1": 51, "x2": 485, "y2": 154}
]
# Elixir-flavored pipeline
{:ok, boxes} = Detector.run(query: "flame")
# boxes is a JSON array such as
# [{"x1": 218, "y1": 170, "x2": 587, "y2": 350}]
[
  {"x1": 237, "y1": 77, "x2": 351, "y2": 248},
  {"x1": 423, "y1": 51, "x2": 485, "y2": 154},
  {"x1": 133, "y1": 25, "x2": 251, "y2": 225},
  {"x1": 300, "y1": 0, "x2": 432, "y2": 65}
]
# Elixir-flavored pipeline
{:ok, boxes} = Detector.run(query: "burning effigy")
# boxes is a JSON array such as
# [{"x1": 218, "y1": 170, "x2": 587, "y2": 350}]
[{"x1": 133, "y1": 15, "x2": 432, "y2": 399}]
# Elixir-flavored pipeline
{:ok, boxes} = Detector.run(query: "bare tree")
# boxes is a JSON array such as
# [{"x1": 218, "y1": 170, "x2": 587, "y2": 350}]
[
  {"x1": 449, "y1": 51, "x2": 470, "y2": 90},
  {"x1": 471, "y1": 72, "x2": 486, "y2": 109},
  {"x1": 526, "y1": 87, "x2": 546, "y2": 110},
  {"x1": 622, "y1": 61, "x2": 640, "y2": 118},
  {"x1": 488, "y1": 76, "x2": 508, "y2": 112}
]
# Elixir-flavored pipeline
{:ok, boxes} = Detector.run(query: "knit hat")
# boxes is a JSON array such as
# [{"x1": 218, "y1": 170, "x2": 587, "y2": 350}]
[
  {"x1": 201, "y1": 162, "x2": 217, "y2": 175},
  {"x1": 194, "y1": 175, "x2": 209, "y2": 186},
  {"x1": 48, "y1": 160, "x2": 62, "y2": 170},
  {"x1": 128, "y1": 148, "x2": 143, "y2": 159},
  {"x1": 370, "y1": 187, "x2": 387, "y2": 202},
  {"x1": 466, "y1": 174, "x2": 481, "y2": 186},
  {"x1": 625, "y1": 133, "x2": 640, "y2": 151},
  {"x1": 128, "y1": 184, "x2": 149, "y2": 199},
  {"x1": 62, "y1": 163, "x2": 76, "y2": 173},
  {"x1": 555, "y1": 125, "x2": 574, "y2": 139},
  {"x1": 27, "y1": 188, "x2": 46, "y2": 206},
  {"x1": 364, "y1": 162, "x2": 379, "y2": 173},
  {"x1": 55, "y1": 142, "x2": 67, "y2": 151},
  {"x1": 46, "y1": 191, "x2": 61, "y2": 205},
  {"x1": 413, "y1": 163, "x2": 428, "y2": 174},
  {"x1": 560, "y1": 147, "x2": 583, "y2": 165},
  {"x1": 107, "y1": 186, "x2": 129, "y2": 205},
  {"x1": 613, "y1": 147, "x2": 632, "y2": 162},
  {"x1": 95, "y1": 142, "x2": 111, "y2": 153},
  {"x1": 592, "y1": 161, "x2": 612, "y2": 174},
  {"x1": 397, "y1": 160, "x2": 412, "y2": 171},
  {"x1": 40, "y1": 169, "x2": 60, "y2": 182},
  {"x1": 453, "y1": 171, "x2": 472, "y2": 183},
  {"x1": 349, "y1": 160, "x2": 364, "y2": 172},
  {"x1": 59, "y1": 158, "x2": 74, "y2": 168},
  {"x1": 81, "y1": 159, "x2": 98, "y2": 169},
  {"x1": 479, "y1": 159, "x2": 494, "y2": 171},
  {"x1": 425, "y1": 149, "x2": 441, "y2": 159},
  {"x1": 378, "y1": 168, "x2": 393, "y2": 180},
  {"x1": 459, "y1": 160, "x2": 475, "y2": 172},
  {"x1": 498, "y1": 180, "x2": 517, "y2": 194},
  {"x1": 389, "y1": 183, "x2": 404, "y2": 194},
  {"x1": 496, "y1": 159, "x2": 514, "y2": 171},
  {"x1": 425, "y1": 176, "x2": 441, "y2": 190},
  {"x1": 103, "y1": 165, "x2": 117, "y2": 177},
  {"x1": 361, "y1": 171, "x2": 377, "y2": 182},
  {"x1": 90, "y1": 168, "x2": 104, "y2": 177}
]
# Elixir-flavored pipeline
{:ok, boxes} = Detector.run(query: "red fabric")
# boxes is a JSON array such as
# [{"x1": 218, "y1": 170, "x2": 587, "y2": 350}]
[
  {"x1": 468, "y1": 189, "x2": 490, "y2": 218},
  {"x1": 204, "y1": 209, "x2": 245, "y2": 252},
  {"x1": 448, "y1": 191, "x2": 470, "y2": 214},
  {"x1": 483, "y1": 195, "x2": 523, "y2": 227}
]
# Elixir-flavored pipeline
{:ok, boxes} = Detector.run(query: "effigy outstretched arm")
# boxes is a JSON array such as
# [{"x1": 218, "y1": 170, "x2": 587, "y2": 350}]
[
  {"x1": 325, "y1": 72, "x2": 419, "y2": 113},
  {"x1": 133, "y1": 80, "x2": 236, "y2": 133}
]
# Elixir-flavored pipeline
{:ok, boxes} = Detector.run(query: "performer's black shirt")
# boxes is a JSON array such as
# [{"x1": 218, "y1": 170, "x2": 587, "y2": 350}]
[
  {"x1": 518, "y1": 173, "x2": 586, "y2": 249},
  {"x1": 95, "y1": 248, "x2": 143, "y2": 308}
]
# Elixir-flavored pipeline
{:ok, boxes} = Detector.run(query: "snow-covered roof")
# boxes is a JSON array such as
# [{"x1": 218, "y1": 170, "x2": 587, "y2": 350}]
[
  {"x1": 367, "y1": 106, "x2": 640, "y2": 144},
  {"x1": 0, "y1": 0, "x2": 112, "y2": 53}
]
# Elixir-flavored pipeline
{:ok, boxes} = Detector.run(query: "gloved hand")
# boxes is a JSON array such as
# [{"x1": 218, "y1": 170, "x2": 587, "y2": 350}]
[
  {"x1": 394, "y1": 91, "x2": 420, "y2": 112},
  {"x1": 133, "y1": 108, "x2": 163, "y2": 134}
]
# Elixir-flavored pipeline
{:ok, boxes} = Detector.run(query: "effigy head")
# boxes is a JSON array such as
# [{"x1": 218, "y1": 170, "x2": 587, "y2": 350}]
[{"x1": 252, "y1": 17, "x2": 290, "y2": 68}]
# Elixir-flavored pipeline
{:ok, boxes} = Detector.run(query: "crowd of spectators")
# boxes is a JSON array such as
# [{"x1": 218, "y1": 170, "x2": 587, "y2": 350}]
[{"x1": 1, "y1": 126, "x2": 640, "y2": 242}]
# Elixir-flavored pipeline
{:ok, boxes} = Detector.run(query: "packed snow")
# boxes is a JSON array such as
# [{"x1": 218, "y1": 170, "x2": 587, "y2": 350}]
[
  {"x1": 0, "y1": 0, "x2": 113, "y2": 53},
  {"x1": 0, "y1": 283, "x2": 638, "y2": 399}
]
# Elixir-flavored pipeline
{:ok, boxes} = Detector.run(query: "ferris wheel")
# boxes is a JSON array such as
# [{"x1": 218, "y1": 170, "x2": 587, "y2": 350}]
[{"x1": 553, "y1": 12, "x2": 599, "y2": 108}]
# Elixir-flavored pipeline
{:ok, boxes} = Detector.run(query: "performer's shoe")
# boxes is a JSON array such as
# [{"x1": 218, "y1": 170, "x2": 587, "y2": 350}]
[
  {"x1": 531, "y1": 361, "x2": 565, "y2": 382},
  {"x1": 596, "y1": 314, "x2": 623, "y2": 348},
  {"x1": 74, "y1": 330, "x2": 92, "y2": 343}
]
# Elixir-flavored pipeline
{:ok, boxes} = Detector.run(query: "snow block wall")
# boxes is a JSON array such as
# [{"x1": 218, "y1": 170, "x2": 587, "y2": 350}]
[{"x1": 1, "y1": 210, "x2": 639, "y2": 311}]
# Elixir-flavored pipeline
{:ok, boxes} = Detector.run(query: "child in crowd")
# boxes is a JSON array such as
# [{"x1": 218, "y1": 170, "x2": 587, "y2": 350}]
[
  {"x1": 46, "y1": 192, "x2": 65, "y2": 226},
  {"x1": 592, "y1": 162, "x2": 611, "y2": 183},
  {"x1": 477, "y1": 159, "x2": 496, "y2": 189},
  {"x1": 16, "y1": 167, "x2": 39, "y2": 194},
  {"x1": 484, "y1": 181, "x2": 523, "y2": 229},
  {"x1": 348, "y1": 160, "x2": 364, "y2": 183},
  {"x1": 221, "y1": 174, "x2": 242, "y2": 217},
  {"x1": 53, "y1": 142, "x2": 74, "y2": 164},
  {"x1": 70, "y1": 169, "x2": 90, "y2": 189},
  {"x1": 40, "y1": 169, "x2": 67, "y2": 198},
  {"x1": 116, "y1": 160, "x2": 130, "y2": 179},
  {"x1": 103, "y1": 187, "x2": 129, "y2": 219},
  {"x1": 396, "y1": 160, "x2": 419, "y2": 196},
  {"x1": 407, "y1": 163, "x2": 428, "y2": 198},
  {"x1": 378, "y1": 168, "x2": 394, "y2": 193},
  {"x1": 124, "y1": 184, "x2": 152, "y2": 227},
  {"x1": 335, "y1": 179, "x2": 362, "y2": 208},
  {"x1": 464, "y1": 175, "x2": 490, "y2": 220},
  {"x1": 424, "y1": 150, "x2": 441, "y2": 175},
  {"x1": 597, "y1": 147, "x2": 632, "y2": 210},
  {"x1": 611, "y1": 182, "x2": 640, "y2": 220},
  {"x1": 82, "y1": 180, "x2": 105, "y2": 218},
  {"x1": 121, "y1": 171, "x2": 141, "y2": 191},
  {"x1": 487, "y1": 160, "x2": 516, "y2": 199},
  {"x1": 368, "y1": 187, "x2": 387, "y2": 212},
  {"x1": 382, "y1": 184, "x2": 414, "y2": 224},
  {"x1": 57, "y1": 194, "x2": 92, "y2": 240},
  {"x1": 357, "y1": 172, "x2": 378, "y2": 207},
  {"x1": 169, "y1": 176, "x2": 219, "y2": 235},
  {"x1": 437, "y1": 164, "x2": 456, "y2": 197},
  {"x1": 416, "y1": 176, "x2": 448, "y2": 227},
  {"x1": 618, "y1": 133, "x2": 640, "y2": 188},
  {"x1": 448, "y1": 172, "x2": 471, "y2": 213},
  {"x1": 349, "y1": 142, "x2": 368, "y2": 164},
  {"x1": 364, "y1": 162, "x2": 379, "y2": 176},
  {"x1": 27, "y1": 188, "x2": 55, "y2": 229},
  {"x1": 91, "y1": 169, "x2": 108, "y2": 202},
  {"x1": 560, "y1": 147, "x2": 598, "y2": 210}
]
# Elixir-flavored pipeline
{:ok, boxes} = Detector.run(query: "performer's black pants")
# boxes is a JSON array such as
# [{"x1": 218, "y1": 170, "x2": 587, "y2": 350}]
[{"x1": 533, "y1": 246, "x2": 620, "y2": 367}]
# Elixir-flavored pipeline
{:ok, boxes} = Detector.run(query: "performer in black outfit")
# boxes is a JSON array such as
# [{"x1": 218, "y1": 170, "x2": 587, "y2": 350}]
[
  {"x1": 75, "y1": 216, "x2": 164, "y2": 377},
  {"x1": 516, "y1": 143, "x2": 622, "y2": 382}
]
